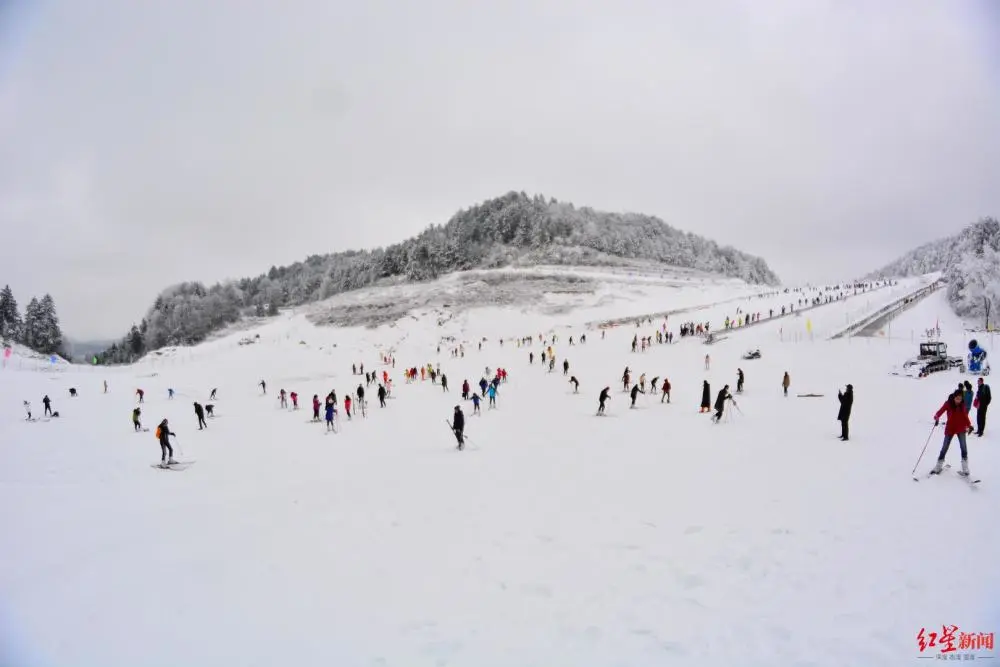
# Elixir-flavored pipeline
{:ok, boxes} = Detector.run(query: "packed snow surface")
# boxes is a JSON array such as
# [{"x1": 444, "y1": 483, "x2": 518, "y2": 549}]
[{"x1": 1, "y1": 272, "x2": 996, "y2": 667}]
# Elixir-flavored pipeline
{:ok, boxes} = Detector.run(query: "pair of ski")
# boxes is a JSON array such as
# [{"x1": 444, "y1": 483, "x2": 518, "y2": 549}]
[
  {"x1": 151, "y1": 460, "x2": 195, "y2": 471},
  {"x1": 917, "y1": 464, "x2": 980, "y2": 485},
  {"x1": 445, "y1": 420, "x2": 472, "y2": 450}
]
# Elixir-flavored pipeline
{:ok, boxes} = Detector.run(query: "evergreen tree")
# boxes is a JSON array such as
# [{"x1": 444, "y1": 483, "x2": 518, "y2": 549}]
[
  {"x1": 31, "y1": 294, "x2": 63, "y2": 355},
  {"x1": 22, "y1": 297, "x2": 41, "y2": 350},
  {"x1": 128, "y1": 324, "x2": 145, "y2": 356},
  {"x1": 0, "y1": 285, "x2": 22, "y2": 342}
]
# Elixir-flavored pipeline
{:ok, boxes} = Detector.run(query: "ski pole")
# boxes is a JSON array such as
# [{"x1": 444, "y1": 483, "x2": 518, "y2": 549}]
[
  {"x1": 445, "y1": 419, "x2": 472, "y2": 446},
  {"x1": 910, "y1": 424, "x2": 937, "y2": 478}
]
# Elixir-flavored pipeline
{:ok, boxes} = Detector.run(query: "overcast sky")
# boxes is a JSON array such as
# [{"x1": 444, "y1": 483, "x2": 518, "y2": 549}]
[{"x1": 1, "y1": 0, "x2": 998, "y2": 339}]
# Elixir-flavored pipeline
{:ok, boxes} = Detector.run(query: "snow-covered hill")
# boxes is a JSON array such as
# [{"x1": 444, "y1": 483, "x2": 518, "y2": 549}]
[
  {"x1": 100, "y1": 192, "x2": 784, "y2": 361},
  {"x1": 867, "y1": 217, "x2": 1000, "y2": 323},
  {"x1": 1, "y1": 272, "x2": 995, "y2": 667}
]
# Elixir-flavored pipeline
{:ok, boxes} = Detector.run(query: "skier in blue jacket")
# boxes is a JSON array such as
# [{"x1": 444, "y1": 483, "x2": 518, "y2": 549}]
[
  {"x1": 963, "y1": 380, "x2": 975, "y2": 434},
  {"x1": 325, "y1": 398, "x2": 335, "y2": 432}
]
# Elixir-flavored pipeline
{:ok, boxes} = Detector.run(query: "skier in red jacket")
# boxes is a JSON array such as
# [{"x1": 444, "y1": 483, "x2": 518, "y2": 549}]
[{"x1": 930, "y1": 390, "x2": 973, "y2": 476}]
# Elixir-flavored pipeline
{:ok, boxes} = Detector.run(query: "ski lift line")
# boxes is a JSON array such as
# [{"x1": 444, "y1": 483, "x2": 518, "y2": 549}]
[
  {"x1": 828, "y1": 279, "x2": 943, "y2": 340},
  {"x1": 708, "y1": 281, "x2": 905, "y2": 339},
  {"x1": 587, "y1": 279, "x2": 900, "y2": 332},
  {"x1": 847, "y1": 282, "x2": 945, "y2": 339}
]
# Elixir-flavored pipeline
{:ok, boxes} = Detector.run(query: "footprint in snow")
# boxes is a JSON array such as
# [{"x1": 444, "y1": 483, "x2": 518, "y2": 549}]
[{"x1": 521, "y1": 583, "x2": 553, "y2": 598}]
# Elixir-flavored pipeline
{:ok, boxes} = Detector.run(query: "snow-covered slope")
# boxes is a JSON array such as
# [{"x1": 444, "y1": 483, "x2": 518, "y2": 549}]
[
  {"x1": 1, "y1": 273, "x2": 995, "y2": 667},
  {"x1": 0, "y1": 342, "x2": 71, "y2": 371},
  {"x1": 300, "y1": 264, "x2": 764, "y2": 330}
]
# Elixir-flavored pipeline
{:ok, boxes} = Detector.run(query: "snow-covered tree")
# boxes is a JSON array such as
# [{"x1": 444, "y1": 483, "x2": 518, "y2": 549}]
[
  {"x1": 870, "y1": 217, "x2": 1000, "y2": 324},
  {"x1": 0, "y1": 285, "x2": 22, "y2": 342},
  {"x1": 127, "y1": 324, "x2": 145, "y2": 356},
  {"x1": 21, "y1": 297, "x2": 41, "y2": 350},
  {"x1": 28, "y1": 294, "x2": 64, "y2": 355}
]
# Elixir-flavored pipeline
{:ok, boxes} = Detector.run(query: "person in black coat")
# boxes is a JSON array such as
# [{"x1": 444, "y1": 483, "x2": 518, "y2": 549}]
[
  {"x1": 837, "y1": 384, "x2": 854, "y2": 440},
  {"x1": 630, "y1": 383, "x2": 644, "y2": 408},
  {"x1": 157, "y1": 419, "x2": 177, "y2": 465},
  {"x1": 194, "y1": 402, "x2": 207, "y2": 429},
  {"x1": 377, "y1": 384, "x2": 387, "y2": 407},
  {"x1": 975, "y1": 378, "x2": 991, "y2": 437},
  {"x1": 736, "y1": 369, "x2": 745, "y2": 393},
  {"x1": 713, "y1": 385, "x2": 732, "y2": 423},
  {"x1": 598, "y1": 387, "x2": 610, "y2": 415},
  {"x1": 700, "y1": 381, "x2": 711, "y2": 413},
  {"x1": 452, "y1": 406, "x2": 465, "y2": 450}
]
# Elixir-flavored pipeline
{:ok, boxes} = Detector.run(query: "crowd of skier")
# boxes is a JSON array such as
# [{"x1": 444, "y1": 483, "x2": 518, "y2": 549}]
[{"x1": 18, "y1": 275, "x2": 989, "y2": 480}]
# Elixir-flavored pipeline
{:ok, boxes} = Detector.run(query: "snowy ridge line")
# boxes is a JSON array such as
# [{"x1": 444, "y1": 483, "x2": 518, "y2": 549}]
[{"x1": 829, "y1": 279, "x2": 943, "y2": 339}]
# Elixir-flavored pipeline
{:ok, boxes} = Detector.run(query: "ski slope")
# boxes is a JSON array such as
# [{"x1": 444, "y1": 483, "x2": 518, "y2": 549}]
[{"x1": 1, "y1": 273, "x2": 996, "y2": 667}]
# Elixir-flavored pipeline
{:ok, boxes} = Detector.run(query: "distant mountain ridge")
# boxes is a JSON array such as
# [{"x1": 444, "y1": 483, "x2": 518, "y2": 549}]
[
  {"x1": 97, "y1": 191, "x2": 780, "y2": 362},
  {"x1": 865, "y1": 216, "x2": 1000, "y2": 322}
]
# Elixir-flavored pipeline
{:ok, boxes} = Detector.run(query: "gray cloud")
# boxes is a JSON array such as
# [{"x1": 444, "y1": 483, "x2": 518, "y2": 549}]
[{"x1": 1, "y1": 0, "x2": 998, "y2": 338}]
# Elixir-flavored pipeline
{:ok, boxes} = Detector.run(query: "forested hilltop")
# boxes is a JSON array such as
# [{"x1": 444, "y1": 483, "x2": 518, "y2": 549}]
[
  {"x1": 98, "y1": 192, "x2": 779, "y2": 363},
  {"x1": 866, "y1": 217, "x2": 1000, "y2": 323}
]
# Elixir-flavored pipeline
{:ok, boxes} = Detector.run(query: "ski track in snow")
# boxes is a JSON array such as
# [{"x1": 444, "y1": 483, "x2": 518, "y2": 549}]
[{"x1": 1, "y1": 272, "x2": 996, "y2": 667}]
